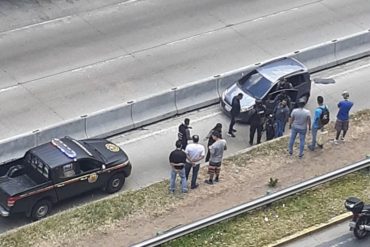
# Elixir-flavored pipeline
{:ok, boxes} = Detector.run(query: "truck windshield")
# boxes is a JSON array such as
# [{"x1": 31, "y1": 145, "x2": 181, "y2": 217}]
[{"x1": 239, "y1": 71, "x2": 273, "y2": 99}]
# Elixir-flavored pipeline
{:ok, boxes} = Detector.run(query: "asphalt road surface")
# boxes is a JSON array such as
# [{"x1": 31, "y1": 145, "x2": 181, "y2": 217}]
[
  {"x1": 0, "y1": 0, "x2": 369, "y2": 139},
  {"x1": 282, "y1": 221, "x2": 370, "y2": 247},
  {"x1": 0, "y1": 55, "x2": 369, "y2": 235}
]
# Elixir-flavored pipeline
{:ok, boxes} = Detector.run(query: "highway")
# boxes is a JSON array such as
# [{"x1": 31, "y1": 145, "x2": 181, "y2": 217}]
[
  {"x1": 0, "y1": 0, "x2": 369, "y2": 139},
  {"x1": 0, "y1": 54, "x2": 369, "y2": 235},
  {"x1": 282, "y1": 221, "x2": 370, "y2": 247}
]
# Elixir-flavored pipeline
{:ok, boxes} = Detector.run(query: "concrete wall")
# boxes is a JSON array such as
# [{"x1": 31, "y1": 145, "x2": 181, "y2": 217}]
[{"x1": 1, "y1": 30, "x2": 369, "y2": 163}]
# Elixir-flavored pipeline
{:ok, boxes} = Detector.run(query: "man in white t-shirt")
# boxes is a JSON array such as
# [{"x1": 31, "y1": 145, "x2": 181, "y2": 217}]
[{"x1": 185, "y1": 135, "x2": 205, "y2": 189}]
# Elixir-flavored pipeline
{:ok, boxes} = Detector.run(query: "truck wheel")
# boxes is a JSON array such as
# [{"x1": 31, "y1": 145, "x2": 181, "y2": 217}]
[
  {"x1": 31, "y1": 199, "x2": 52, "y2": 221},
  {"x1": 106, "y1": 173, "x2": 125, "y2": 194}
]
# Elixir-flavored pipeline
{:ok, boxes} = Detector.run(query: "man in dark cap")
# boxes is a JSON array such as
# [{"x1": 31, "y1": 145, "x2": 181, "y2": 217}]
[
  {"x1": 178, "y1": 118, "x2": 191, "y2": 150},
  {"x1": 249, "y1": 99, "x2": 266, "y2": 145},
  {"x1": 228, "y1": 93, "x2": 243, "y2": 137}
]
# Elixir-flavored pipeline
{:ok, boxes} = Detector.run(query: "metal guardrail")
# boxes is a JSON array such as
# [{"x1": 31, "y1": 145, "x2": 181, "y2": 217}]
[{"x1": 131, "y1": 158, "x2": 370, "y2": 247}]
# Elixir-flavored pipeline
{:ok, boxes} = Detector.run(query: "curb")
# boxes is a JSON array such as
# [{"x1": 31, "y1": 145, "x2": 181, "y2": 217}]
[{"x1": 265, "y1": 212, "x2": 352, "y2": 247}]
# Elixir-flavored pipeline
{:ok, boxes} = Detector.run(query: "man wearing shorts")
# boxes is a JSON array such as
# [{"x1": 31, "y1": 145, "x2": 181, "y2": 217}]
[
  {"x1": 205, "y1": 131, "x2": 227, "y2": 185},
  {"x1": 334, "y1": 91, "x2": 353, "y2": 144}
]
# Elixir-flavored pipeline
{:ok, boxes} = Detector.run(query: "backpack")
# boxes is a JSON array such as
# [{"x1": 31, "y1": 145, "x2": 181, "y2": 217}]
[{"x1": 319, "y1": 106, "x2": 330, "y2": 127}]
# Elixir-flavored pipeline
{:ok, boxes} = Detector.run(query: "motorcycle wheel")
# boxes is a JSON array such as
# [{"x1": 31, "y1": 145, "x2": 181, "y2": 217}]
[{"x1": 354, "y1": 216, "x2": 369, "y2": 239}]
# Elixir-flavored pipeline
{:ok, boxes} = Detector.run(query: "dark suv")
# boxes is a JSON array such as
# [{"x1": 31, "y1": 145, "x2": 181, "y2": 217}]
[{"x1": 221, "y1": 57, "x2": 311, "y2": 122}]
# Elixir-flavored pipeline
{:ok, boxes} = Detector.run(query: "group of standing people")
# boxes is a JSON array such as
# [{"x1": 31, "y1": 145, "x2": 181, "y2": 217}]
[
  {"x1": 169, "y1": 118, "x2": 227, "y2": 193},
  {"x1": 227, "y1": 91, "x2": 289, "y2": 146},
  {"x1": 169, "y1": 89, "x2": 353, "y2": 193},
  {"x1": 288, "y1": 91, "x2": 353, "y2": 158}
]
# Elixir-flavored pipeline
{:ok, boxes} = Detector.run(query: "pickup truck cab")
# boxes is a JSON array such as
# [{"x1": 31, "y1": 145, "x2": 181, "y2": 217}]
[{"x1": 0, "y1": 136, "x2": 132, "y2": 220}]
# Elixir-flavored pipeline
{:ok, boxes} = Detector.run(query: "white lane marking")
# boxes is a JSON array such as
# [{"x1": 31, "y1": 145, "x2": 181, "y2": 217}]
[
  {"x1": 328, "y1": 63, "x2": 370, "y2": 79},
  {"x1": 0, "y1": 85, "x2": 19, "y2": 93},
  {"x1": 0, "y1": 16, "x2": 72, "y2": 36},
  {"x1": 117, "y1": 111, "x2": 222, "y2": 146}
]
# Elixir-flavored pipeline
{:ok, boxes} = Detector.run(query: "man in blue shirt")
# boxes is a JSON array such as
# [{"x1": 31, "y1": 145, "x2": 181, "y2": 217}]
[
  {"x1": 334, "y1": 91, "x2": 353, "y2": 144},
  {"x1": 308, "y1": 96, "x2": 327, "y2": 151}
]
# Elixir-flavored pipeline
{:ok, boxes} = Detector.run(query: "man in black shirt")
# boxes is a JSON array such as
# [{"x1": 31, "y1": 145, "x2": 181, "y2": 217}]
[
  {"x1": 228, "y1": 93, "x2": 243, "y2": 137},
  {"x1": 178, "y1": 118, "x2": 191, "y2": 150},
  {"x1": 249, "y1": 99, "x2": 266, "y2": 145},
  {"x1": 169, "y1": 140, "x2": 188, "y2": 193}
]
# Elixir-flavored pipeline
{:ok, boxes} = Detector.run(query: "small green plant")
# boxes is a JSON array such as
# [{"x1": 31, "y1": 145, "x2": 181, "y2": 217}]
[{"x1": 268, "y1": 177, "x2": 279, "y2": 188}]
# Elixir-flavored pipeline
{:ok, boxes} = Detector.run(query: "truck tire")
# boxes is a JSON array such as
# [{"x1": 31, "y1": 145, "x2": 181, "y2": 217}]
[
  {"x1": 106, "y1": 173, "x2": 125, "y2": 194},
  {"x1": 31, "y1": 199, "x2": 52, "y2": 221}
]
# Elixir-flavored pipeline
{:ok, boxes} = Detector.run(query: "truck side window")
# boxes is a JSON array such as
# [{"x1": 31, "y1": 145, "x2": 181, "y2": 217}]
[
  {"x1": 78, "y1": 159, "x2": 100, "y2": 173},
  {"x1": 60, "y1": 163, "x2": 76, "y2": 178}
]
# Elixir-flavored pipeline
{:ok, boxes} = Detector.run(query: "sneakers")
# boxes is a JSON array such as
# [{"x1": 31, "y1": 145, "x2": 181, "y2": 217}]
[
  {"x1": 334, "y1": 139, "x2": 339, "y2": 145},
  {"x1": 299, "y1": 154, "x2": 304, "y2": 159},
  {"x1": 317, "y1": 144, "x2": 324, "y2": 149},
  {"x1": 215, "y1": 177, "x2": 219, "y2": 183},
  {"x1": 232, "y1": 129, "x2": 237, "y2": 133},
  {"x1": 227, "y1": 132, "x2": 236, "y2": 138},
  {"x1": 340, "y1": 137, "x2": 345, "y2": 142},
  {"x1": 249, "y1": 141, "x2": 253, "y2": 146}
]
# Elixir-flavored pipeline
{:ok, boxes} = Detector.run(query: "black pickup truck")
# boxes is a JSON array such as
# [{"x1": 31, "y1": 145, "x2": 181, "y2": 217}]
[{"x1": 0, "y1": 136, "x2": 132, "y2": 220}]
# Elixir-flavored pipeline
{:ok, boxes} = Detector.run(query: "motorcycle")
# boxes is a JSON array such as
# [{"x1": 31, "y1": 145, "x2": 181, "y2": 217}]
[{"x1": 345, "y1": 197, "x2": 370, "y2": 239}]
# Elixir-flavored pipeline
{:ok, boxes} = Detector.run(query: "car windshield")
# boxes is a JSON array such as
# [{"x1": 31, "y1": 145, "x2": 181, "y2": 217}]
[{"x1": 239, "y1": 71, "x2": 273, "y2": 99}]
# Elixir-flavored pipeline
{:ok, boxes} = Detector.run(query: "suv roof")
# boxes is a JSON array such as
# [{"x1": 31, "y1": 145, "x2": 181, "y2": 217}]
[{"x1": 256, "y1": 57, "x2": 306, "y2": 83}]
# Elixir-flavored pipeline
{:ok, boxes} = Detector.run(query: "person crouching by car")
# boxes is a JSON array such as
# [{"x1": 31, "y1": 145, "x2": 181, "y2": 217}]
[{"x1": 205, "y1": 131, "x2": 227, "y2": 185}]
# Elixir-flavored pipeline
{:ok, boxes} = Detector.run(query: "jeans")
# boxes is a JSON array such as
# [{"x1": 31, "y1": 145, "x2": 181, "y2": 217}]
[
  {"x1": 308, "y1": 127, "x2": 319, "y2": 150},
  {"x1": 229, "y1": 115, "x2": 236, "y2": 133},
  {"x1": 185, "y1": 163, "x2": 200, "y2": 188},
  {"x1": 170, "y1": 168, "x2": 187, "y2": 192},
  {"x1": 275, "y1": 119, "x2": 286, "y2": 138},
  {"x1": 288, "y1": 127, "x2": 307, "y2": 157}
]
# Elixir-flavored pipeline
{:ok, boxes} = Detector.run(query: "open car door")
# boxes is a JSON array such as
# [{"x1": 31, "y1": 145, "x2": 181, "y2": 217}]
[{"x1": 265, "y1": 88, "x2": 298, "y2": 114}]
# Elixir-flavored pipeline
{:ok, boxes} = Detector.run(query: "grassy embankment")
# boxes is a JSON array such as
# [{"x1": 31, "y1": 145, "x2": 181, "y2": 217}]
[{"x1": 1, "y1": 110, "x2": 370, "y2": 247}]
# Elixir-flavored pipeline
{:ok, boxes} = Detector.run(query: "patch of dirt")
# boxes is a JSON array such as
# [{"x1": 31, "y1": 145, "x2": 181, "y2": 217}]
[{"x1": 72, "y1": 115, "x2": 370, "y2": 247}]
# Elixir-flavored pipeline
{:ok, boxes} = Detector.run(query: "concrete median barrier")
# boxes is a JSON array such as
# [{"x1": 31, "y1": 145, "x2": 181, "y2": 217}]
[
  {"x1": 335, "y1": 30, "x2": 370, "y2": 64},
  {"x1": 292, "y1": 40, "x2": 337, "y2": 72},
  {"x1": 175, "y1": 77, "x2": 219, "y2": 114},
  {"x1": 2, "y1": 30, "x2": 370, "y2": 162},
  {"x1": 35, "y1": 117, "x2": 87, "y2": 146},
  {"x1": 131, "y1": 90, "x2": 177, "y2": 128},
  {"x1": 85, "y1": 103, "x2": 134, "y2": 138},
  {"x1": 0, "y1": 133, "x2": 37, "y2": 163}
]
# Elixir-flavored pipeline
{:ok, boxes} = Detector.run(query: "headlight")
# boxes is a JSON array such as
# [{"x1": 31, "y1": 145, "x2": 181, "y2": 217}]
[{"x1": 241, "y1": 105, "x2": 253, "y2": 112}]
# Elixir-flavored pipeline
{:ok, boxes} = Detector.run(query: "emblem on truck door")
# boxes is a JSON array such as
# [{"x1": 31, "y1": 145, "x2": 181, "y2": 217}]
[
  {"x1": 88, "y1": 173, "x2": 98, "y2": 183},
  {"x1": 105, "y1": 143, "x2": 120, "y2": 152}
]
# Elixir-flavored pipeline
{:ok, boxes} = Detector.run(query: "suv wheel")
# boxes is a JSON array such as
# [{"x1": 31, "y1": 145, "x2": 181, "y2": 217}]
[
  {"x1": 106, "y1": 173, "x2": 125, "y2": 194},
  {"x1": 31, "y1": 199, "x2": 52, "y2": 221}
]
